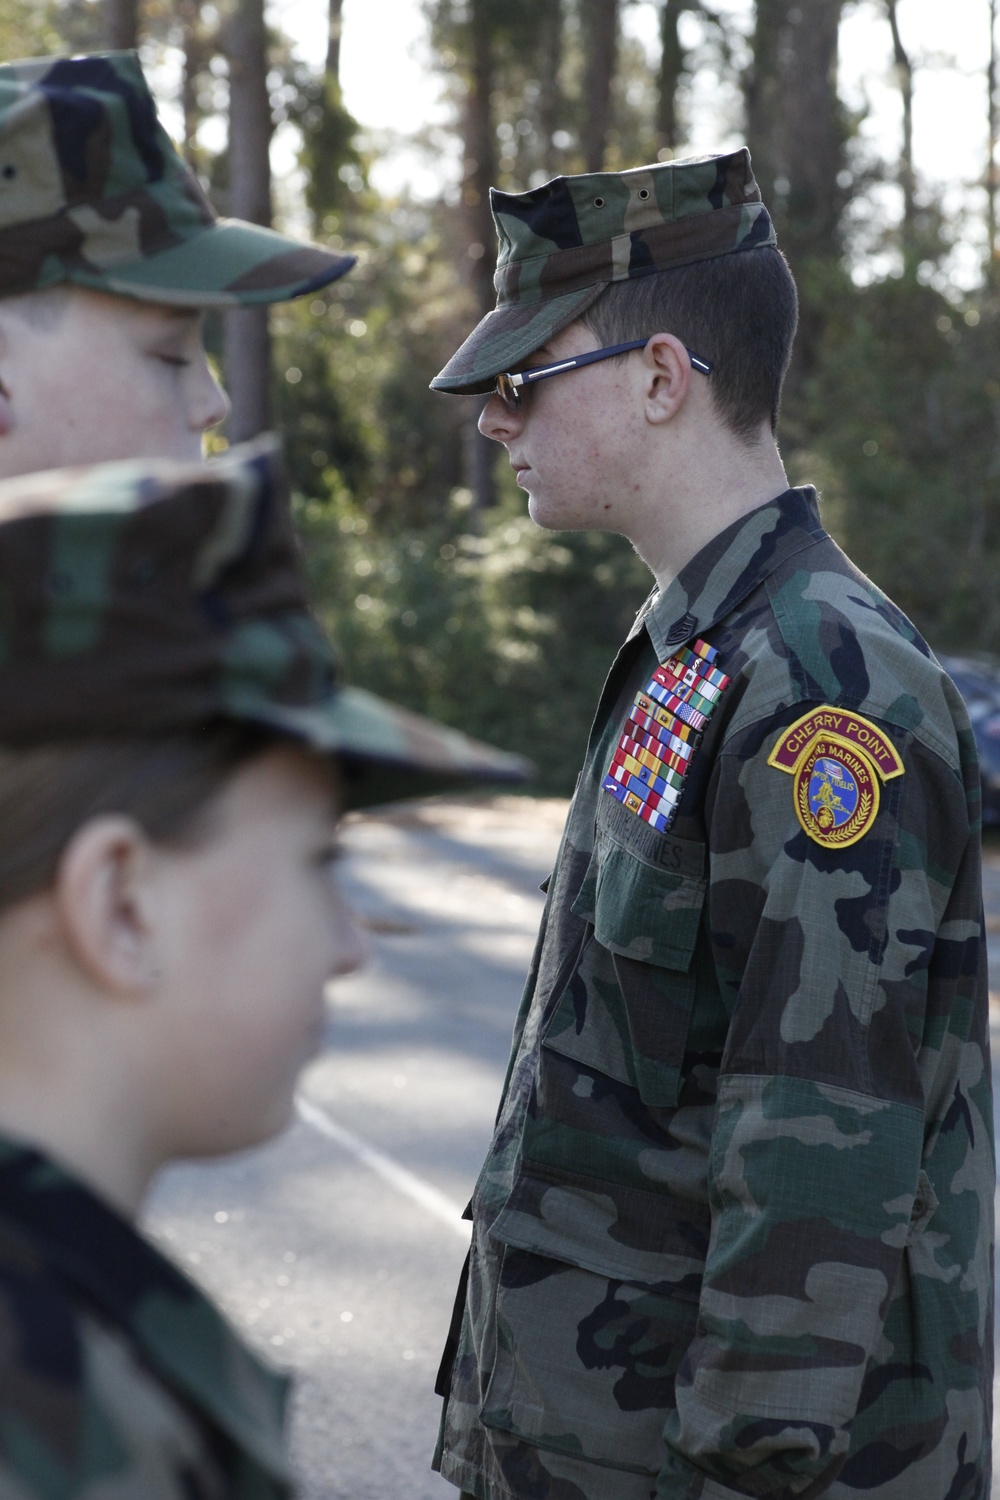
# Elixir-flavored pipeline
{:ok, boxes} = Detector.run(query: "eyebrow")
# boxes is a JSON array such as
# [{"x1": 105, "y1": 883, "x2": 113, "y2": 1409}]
[{"x1": 153, "y1": 307, "x2": 202, "y2": 326}]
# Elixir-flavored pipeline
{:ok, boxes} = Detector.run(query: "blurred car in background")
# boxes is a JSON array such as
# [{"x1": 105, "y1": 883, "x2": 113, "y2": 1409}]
[{"x1": 938, "y1": 655, "x2": 1000, "y2": 826}]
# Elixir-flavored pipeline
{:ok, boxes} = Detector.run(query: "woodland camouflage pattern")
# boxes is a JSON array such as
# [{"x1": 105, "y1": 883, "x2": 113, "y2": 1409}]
[
  {"x1": 0, "y1": 50, "x2": 354, "y2": 304},
  {"x1": 431, "y1": 151, "x2": 775, "y2": 394},
  {"x1": 434, "y1": 488, "x2": 994, "y2": 1499},
  {"x1": 0, "y1": 438, "x2": 528, "y2": 805},
  {"x1": 0, "y1": 1137, "x2": 292, "y2": 1498}
]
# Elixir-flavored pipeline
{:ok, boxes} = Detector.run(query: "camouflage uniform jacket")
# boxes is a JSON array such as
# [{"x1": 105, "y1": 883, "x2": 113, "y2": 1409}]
[
  {"x1": 0, "y1": 1138, "x2": 293, "y2": 1497},
  {"x1": 434, "y1": 486, "x2": 994, "y2": 1500}
]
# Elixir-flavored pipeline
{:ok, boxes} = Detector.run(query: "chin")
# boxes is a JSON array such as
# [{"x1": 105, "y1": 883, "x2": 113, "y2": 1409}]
[
  {"x1": 183, "y1": 1094, "x2": 298, "y2": 1159},
  {"x1": 526, "y1": 497, "x2": 589, "y2": 533},
  {"x1": 526, "y1": 494, "x2": 564, "y2": 531}
]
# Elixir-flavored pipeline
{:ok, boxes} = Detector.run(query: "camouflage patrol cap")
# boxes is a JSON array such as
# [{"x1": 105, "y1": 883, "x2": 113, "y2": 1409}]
[
  {"x1": 0, "y1": 50, "x2": 355, "y2": 306},
  {"x1": 432, "y1": 149, "x2": 775, "y2": 394},
  {"x1": 0, "y1": 438, "x2": 529, "y2": 807}
]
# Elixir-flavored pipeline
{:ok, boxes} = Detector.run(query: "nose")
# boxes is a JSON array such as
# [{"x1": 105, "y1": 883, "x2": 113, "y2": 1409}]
[
  {"x1": 478, "y1": 391, "x2": 523, "y2": 444},
  {"x1": 190, "y1": 356, "x2": 231, "y2": 434}
]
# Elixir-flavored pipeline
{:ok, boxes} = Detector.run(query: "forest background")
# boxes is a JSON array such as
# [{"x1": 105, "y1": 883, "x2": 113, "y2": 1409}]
[{"x1": 7, "y1": 0, "x2": 1000, "y2": 792}]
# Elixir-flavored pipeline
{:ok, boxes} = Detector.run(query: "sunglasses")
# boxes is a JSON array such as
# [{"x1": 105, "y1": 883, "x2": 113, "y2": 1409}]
[{"x1": 493, "y1": 338, "x2": 713, "y2": 412}]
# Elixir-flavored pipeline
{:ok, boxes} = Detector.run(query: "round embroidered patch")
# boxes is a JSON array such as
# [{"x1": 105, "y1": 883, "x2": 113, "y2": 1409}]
[{"x1": 793, "y1": 733, "x2": 880, "y2": 848}]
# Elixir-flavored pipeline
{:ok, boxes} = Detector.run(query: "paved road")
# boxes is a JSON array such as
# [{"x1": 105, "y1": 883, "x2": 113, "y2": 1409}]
[
  {"x1": 144, "y1": 796, "x2": 567, "y2": 1500},
  {"x1": 144, "y1": 798, "x2": 1000, "y2": 1498}
]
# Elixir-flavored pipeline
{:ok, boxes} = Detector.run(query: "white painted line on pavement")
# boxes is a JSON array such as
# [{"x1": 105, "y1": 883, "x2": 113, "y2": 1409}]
[{"x1": 295, "y1": 1095, "x2": 472, "y2": 1241}]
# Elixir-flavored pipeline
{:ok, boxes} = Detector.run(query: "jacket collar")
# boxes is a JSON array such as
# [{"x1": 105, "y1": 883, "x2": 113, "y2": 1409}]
[
  {"x1": 0, "y1": 1138, "x2": 291, "y2": 1481},
  {"x1": 636, "y1": 487, "x2": 827, "y2": 661}
]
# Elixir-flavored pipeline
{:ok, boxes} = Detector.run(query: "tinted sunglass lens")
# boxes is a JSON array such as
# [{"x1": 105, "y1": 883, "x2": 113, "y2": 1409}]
[{"x1": 495, "y1": 374, "x2": 520, "y2": 411}]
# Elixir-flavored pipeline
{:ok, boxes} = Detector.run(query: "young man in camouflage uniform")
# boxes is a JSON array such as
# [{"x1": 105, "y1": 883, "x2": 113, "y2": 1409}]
[
  {"x1": 0, "y1": 437, "x2": 524, "y2": 1498},
  {"x1": 0, "y1": 50, "x2": 354, "y2": 475},
  {"x1": 429, "y1": 151, "x2": 994, "y2": 1498}
]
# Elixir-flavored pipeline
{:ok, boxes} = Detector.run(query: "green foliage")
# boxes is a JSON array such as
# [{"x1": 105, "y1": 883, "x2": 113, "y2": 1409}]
[
  {"x1": 289, "y1": 61, "x2": 369, "y2": 234},
  {"x1": 296, "y1": 471, "x2": 650, "y2": 792},
  {"x1": 272, "y1": 0, "x2": 1000, "y2": 786},
  {"x1": 272, "y1": 196, "x2": 474, "y2": 529},
  {"x1": 0, "y1": 0, "x2": 63, "y2": 55},
  {"x1": 68, "y1": 0, "x2": 1000, "y2": 786},
  {"x1": 792, "y1": 270, "x2": 1000, "y2": 652}
]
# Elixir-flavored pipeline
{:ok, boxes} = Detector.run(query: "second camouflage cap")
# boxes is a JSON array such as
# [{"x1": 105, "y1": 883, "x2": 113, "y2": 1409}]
[
  {"x1": 0, "y1": 438, "x2": 529, "y2": 808},
  {"x1": 432, "y1": 150, "x2": 775, "y2": 394},
  {"x1": 0, "y1": 50, "x2": 354, "y2": 305}
]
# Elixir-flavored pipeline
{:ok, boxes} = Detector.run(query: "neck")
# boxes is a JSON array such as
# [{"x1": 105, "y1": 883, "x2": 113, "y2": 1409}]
[
  {"x1": 0, "y1": 1081, "x2": 152, "y2": 1217},
  {"x1": 629, "y1": 427, "x2": 790, "y2": 594},
  {"x1": 0, "y1": 930, "x2": 157, "y2": 1218}
]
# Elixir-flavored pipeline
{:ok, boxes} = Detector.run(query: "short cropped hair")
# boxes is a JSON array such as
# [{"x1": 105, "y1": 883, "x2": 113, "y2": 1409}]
[
  {"x1": 582, "y1": 245, "x2": 799, "y2": 441},
  {"x1": 0, "y1": 724, "x2": 281, "y2": 915}
]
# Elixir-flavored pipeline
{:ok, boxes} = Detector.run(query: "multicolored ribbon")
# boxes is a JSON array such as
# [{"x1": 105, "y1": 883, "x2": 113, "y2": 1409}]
[{"x1": 602, "y1": 639, "x2": 730, "y2": 832}]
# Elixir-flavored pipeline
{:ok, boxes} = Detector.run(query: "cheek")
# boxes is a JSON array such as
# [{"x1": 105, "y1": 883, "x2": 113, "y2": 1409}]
[
  {"x1": 196, "y1": 876, "x2": 321, "y2": 993},
  {"x1": 170, "y1": 877, "x2": 330, "y2": 1146}
]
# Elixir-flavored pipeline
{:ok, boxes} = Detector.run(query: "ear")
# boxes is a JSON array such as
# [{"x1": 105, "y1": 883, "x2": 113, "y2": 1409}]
[
  {"x1": 53, "y1": 817, "x2": 160, "y2": 998},
  {"x1": 641, "y1": 333, "x2": 693, "y2": 426}
]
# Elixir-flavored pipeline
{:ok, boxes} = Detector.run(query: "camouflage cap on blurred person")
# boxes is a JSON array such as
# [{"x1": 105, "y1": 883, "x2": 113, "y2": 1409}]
[
  {"x1": 432, "y1": 150, "x2": 775, "y2": 394},
  {"x1": 0, "y1": 437, "x2": 529, "y2": 807},
  {"x1": 0, "y1": 50, "x2": 355, "y2": 306}
]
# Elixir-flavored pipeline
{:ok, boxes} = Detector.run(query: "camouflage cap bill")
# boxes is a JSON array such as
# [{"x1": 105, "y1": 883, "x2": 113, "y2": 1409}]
[
  {"x1": 0, "y1": 438, "x2": 530, "y2": 808},
  {"x1": 0, "y1": 51, "x2": 355, "y2": 306},
  {"x1": 432, "y1": 150, "x2": 776, "y2": 395}
]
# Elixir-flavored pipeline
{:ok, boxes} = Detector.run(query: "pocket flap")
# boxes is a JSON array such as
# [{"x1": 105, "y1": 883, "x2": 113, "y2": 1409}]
[
  {"x1": 490, "y1": 1162, "x2": 707, "y2": 1298},
  {"x1": 571, "y1": 796, "x2": 707, "y2": 971}
]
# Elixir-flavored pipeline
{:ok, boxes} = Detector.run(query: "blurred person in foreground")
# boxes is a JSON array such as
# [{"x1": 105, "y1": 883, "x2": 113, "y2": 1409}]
[
  {"x1": 429, "y1": 153, "x2": 993, "y2": 1499},
  {"x1": 0, "y1": 437, "x2": 525, "y2": 1498},
  {"x1": 0, "y1": 49, "x2": 354, "y2": 475}
]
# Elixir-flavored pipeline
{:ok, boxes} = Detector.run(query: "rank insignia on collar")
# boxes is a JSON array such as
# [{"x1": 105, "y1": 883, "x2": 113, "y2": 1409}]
[
  {"x1": 767, "y1": 706, "x2": 904, "y2": 849},
  {"x1": 602, "y1": 638, "x2": 730, "y2": 833}
]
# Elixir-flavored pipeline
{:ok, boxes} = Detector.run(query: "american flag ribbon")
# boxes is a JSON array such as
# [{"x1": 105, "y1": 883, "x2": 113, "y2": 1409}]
[
  {"x1": 603, "y1": 638, "x2": 730, "y2": 834},
  {"x1": 629, "y1": 696, "x2": 698, "y2": 758}
]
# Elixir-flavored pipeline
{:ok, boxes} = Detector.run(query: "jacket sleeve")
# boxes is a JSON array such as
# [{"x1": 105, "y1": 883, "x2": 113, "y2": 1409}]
[{"x1": 658, "y1": 710, "x2": 993, "y2": 1497}]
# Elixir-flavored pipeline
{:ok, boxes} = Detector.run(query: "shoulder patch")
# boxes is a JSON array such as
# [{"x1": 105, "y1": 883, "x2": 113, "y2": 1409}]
[{"x1": 767, "y1": 707, "x2": 903, "y2": 849}]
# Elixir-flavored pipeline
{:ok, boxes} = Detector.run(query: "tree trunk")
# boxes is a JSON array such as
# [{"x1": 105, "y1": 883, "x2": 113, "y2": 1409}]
[
  {"x1": 580, "y1": 0, "x2": 619, "y2": 172},
  {"x1": 464, "y1": 2, "x2": 498, "y2": 323},
  {"x1": 746, "y1": 0, "x2": 842, "y2": 259},
  {"x1": 327, "y1": 0, "x2": 344, "y2": 81},
  {"x1": 177, "y1": 0, "x2": 205, "y2": 161},
  {"x1": 884, "y1": 0, "x2": 915, "y2": 256},
  {"x1": 463, "y1": 0, "x2": 500, "y2": 508},
  {"x1": 225, "y1": 0, "x2": 273, "y2": 444},
  {"x1": 656, "y1": 0, "x2": 686, "y2": 154},
  {"x1": 745, "y1": 0, "x2": 843, "y2": 375},
  {"x1": 104, "y1": 0, "x2": 138, "y2": 49},
  {"x1": 536, "y1": 0, "x2": 565, "y2": 175}
]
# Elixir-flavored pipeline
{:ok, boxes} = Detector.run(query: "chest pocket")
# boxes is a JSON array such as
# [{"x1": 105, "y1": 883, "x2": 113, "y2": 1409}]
[{"x1": 541, "y1": 793, "x2": 707, "y2": 1109}]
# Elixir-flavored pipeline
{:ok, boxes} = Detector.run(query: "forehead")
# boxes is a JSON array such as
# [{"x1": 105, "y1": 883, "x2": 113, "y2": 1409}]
[
  {"x1": 75, "y1": 288, "x2": 202, "y2": 330},
  {"x1": 212, "y1": 746, "x2": 342, "y2": 833},
  {"x1": 1, "y1": 284, "x2": 202, "y2": 332},
  {"x1": 516, "y1": 318, "x2": 591, "y2": 361}
]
